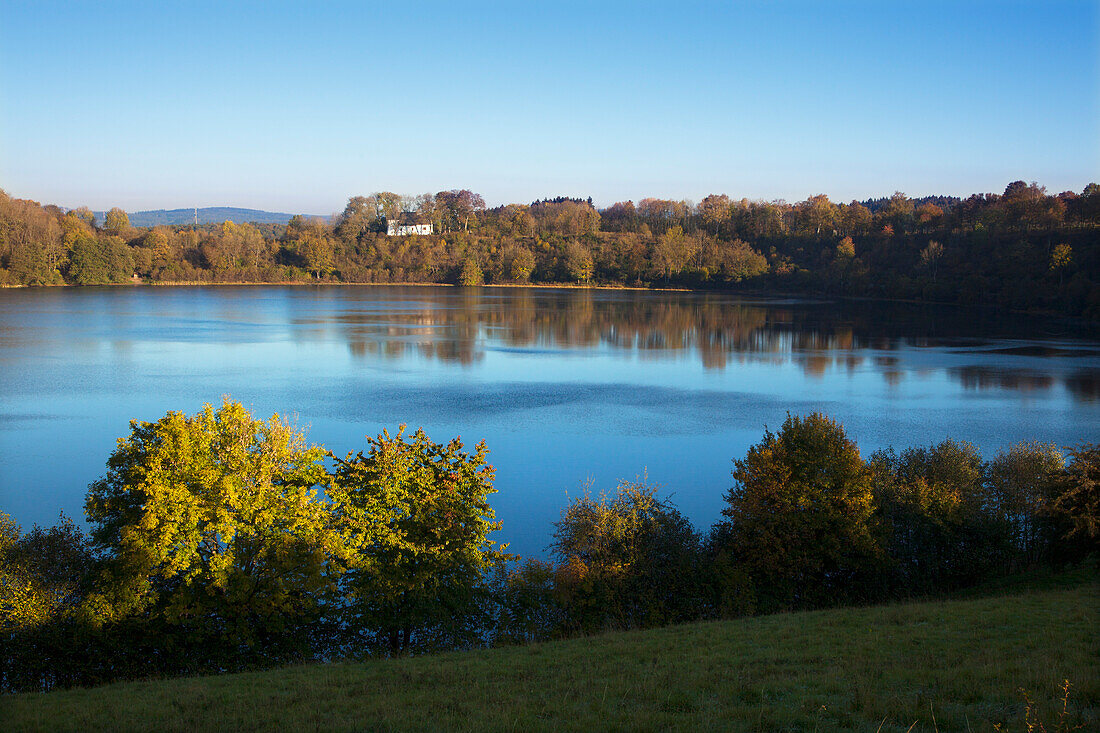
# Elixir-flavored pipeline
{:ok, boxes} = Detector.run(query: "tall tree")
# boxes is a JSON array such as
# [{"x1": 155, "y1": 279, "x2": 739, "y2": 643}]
[
  {"x1": 715, "y1": 413, "x2": 880, "y2": 611},
  {"x1": 550, "y1": 479, "x2": 702, "y2": 631},
  {"x1": 103, "y1": 207, "x2": 130, "y2": 234},
  {"x1": 330, "y1": 426, "x2": 502, "y2": 655},
  {"x1": 83, "y1": 400, "x2": 338, "y2": 661}
]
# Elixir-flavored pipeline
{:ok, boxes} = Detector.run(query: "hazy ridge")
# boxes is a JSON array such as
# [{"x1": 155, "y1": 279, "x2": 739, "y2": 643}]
[{"x1": 92, "y1": 207, "x2": 324, "y2": 227}]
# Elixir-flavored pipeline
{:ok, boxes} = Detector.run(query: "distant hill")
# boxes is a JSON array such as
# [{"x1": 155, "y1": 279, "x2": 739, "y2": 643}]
[{"x1": 94, "y1": 207, "x2": 326, "y2": 227}]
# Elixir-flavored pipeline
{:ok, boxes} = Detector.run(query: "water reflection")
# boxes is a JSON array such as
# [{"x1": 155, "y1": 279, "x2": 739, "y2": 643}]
[
  {"x1": 283, "y1": 287, "x2": 1098, "y2": 398},
  {"x1": 2, "y1": 285, "x2": 1097, "y2": 558}
]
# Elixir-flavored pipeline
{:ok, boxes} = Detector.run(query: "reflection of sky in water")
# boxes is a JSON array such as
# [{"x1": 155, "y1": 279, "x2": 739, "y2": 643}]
[{"x1": 1, "y1": 285, "x2": 1098, "y2": 557}]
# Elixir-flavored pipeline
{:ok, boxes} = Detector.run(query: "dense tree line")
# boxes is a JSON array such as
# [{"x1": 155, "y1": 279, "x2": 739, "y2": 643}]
[
  {"x1": 2, "y1": 404, "x2": 1096, "y2": 692},
  {"x1": 1, "y1": 181, "x2": 1097, "y2": 317}
]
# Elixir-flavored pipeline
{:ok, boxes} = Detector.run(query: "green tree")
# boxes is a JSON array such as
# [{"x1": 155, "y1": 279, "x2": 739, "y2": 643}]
[
  {"x1": 716, "y1": 413, "x2": 880, "y2": 611},
  {"x1": 0, "y1": 512, "x2": 98, "y2": 692},
  {"x1": 459, "y1": 257, "x2": 483, "y2": 286},
  {"x1": 1048, "y1": 444, "x2": 1100, "y2": 557},
  {"x1": 330, "y1": 426, "x2": 502, "y2": 656},
  {"x1": 103, "y1": 207, "x2": 130, "y2": 234},
  {"x1": 83, "y1": 400, "x2": 338, "y2": 662},
  {"x1": 509, "y1": 247, "x2": 535, "y2": 283},
  {"x1": 563, "y1": 240, "x2": 594, "y2": 283},
  {"x1": 0, "y1": 513, "x2": 94, "y2": 631},
  {"x1": 870, "y1": 439, "x2": 1005, "y2": 593},
  {"x1": 550, "y1": 479, "x2": 702, "y2": 632},
  {"x1": 68, "y1": 235, "x2": 110, "y2": 284},
  {"x1": 651, "y1": 226, "x2": 697, "y2": 282},
  {"x1": 985, "y1": 442, "x2": 1065, "y2": 568}
]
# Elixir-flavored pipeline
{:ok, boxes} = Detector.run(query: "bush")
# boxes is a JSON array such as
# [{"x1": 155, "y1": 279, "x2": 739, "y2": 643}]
[{"x1": 550, "y1": 479, "x2": 703, "y2": 632}]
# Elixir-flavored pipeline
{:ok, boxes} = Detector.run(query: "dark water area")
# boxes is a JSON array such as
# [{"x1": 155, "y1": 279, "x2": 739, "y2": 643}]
[{"x1": 1, "y1": 285, "x2": 1097, "y2": 557}]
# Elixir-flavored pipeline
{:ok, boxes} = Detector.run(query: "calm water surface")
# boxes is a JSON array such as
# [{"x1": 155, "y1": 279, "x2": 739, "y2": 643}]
[{"x1": 1, "y1": 285, "x2": 1097, "y2": 556}]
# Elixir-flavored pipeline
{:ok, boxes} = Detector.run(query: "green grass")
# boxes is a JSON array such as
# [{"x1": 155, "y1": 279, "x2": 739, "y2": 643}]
[{"x1": 4, "y1": 573, "x2": 1097, "y2": 732}]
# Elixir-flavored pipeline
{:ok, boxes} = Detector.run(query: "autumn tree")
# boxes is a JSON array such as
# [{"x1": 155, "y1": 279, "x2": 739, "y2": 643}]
[
  {"x1": 836, "y1": 236, "x2": 855, "y2": 260},
  {"x1": 651, "y1": 226, "x2": 697, "y2": 282},
  {"x1": 715, "y1": 413, "x2": 880, "y2": 611},
  {"x1": 563, "y1": 240, "x2": 594, "y2": 283},
  {"x1": 83, "y1": 400, "x2": 339, "y2": 663},
  {"x1": 335, "y1": 196, "x2": 380, "y2": 242},
  {"x1": 69, "y1": 206, "x2": 96, "y2": 228},
  {"x1": 103, "y1": 207, "x2": 130, "y2": 234},
  {"x1": 985, "y1": 442, "x2": 1066, "y2": 568},
  {"x1": 330, "y1": 426, "x2": 503, "y2": 655},
  {"x1": 509, "y1": 246, "x2": 535, "y2": 283},
  {"x1": 705, "y1": 238, "x2": 768, "y2": 283},
  {"x1": 459, "y1": 257, "x2": 483, "y2": 286},
  {"x1": 1048, "y1": 444, "x2": 1100, "y2": 558},
  {"x1": 879, "y1": 191, "x2": 914, "y2": 233},
  {"x1": 870, "y1": 439, "x2": 1004, "y2": 593},
  {"x1": 297, "y1": 233, "x2": 335, "y2": 279},
  {"x1": 838, "y1": 201, "x2": 873, "y2": 236},
  {"x1": 698, "y1": 194, "x2": 730, "y2": 236},
  {"x1": 550, "y1": 480, "x2": 702, "y2": 632},
  {"x1": 799, "y1": 194, "x2": 838, "y2": 236},
  {"x1": 436, "y1": 190, "x2": 486, "y2": 232},
  {"x1": 919, "y1": 240, "x2": 944, "y2": 282},
  {"x1": 1050, "y1": 244, "x2": 1072, "y2": 286},
  {"x1": 915, "y1": 202, "x2": 943, "y2": 231}
]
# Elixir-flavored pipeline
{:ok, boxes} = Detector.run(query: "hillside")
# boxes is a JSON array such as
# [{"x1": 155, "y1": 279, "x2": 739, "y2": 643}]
[
  {"x1": 96, "y1": 207, "x2": 321, "y2": 227},
  {"x1": 3, "y1": 572, "x2": 1096, "y2": 732}
]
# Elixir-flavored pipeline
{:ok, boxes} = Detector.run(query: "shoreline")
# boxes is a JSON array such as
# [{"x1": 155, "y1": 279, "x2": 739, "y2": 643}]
[
  {"x1": 1, "y1": 280, "x2": 1096, "y2": 324},
  {"x1": 0, "y1": 279, "x2": 694, "y2": 292}
]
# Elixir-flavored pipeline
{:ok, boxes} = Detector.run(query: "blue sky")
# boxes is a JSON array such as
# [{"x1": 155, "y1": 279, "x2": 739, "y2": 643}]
[{"x1": 1, "y1": 1, "x2": 1097, "y2": 213}]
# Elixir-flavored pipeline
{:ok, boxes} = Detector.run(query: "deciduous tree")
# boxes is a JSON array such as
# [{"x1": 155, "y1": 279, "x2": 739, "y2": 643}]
[
  {"x1": 716, "y1": 413, "x2": 879, "y2": 611},
  {"x1": 83, "y1": 400, "x2": 338, "y2": 660},
  {"x1": 330, "y1": 426, "x2": 502, "y2": 655}
]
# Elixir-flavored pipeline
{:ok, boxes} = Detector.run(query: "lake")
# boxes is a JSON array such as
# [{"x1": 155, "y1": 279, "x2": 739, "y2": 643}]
[{"x1": 1, "y1": 285, "x2": 1097, "y2": 557}]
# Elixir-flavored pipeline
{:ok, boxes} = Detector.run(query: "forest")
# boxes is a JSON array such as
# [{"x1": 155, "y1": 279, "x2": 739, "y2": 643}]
[
  {"x1": 1, "y1": 180, "x2": 1098, "y2": 318},
  {"x1": 2, "y1": 402, "x2": 1096, "y2": 693}
]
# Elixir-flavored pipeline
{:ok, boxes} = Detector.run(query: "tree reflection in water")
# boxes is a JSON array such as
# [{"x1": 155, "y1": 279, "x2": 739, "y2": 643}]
[{"x1": 294, "y1": 286, "x2": 1099, "y2": 399}]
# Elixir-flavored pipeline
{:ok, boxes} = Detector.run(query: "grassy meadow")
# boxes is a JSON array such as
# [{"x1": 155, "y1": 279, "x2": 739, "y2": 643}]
[{"x1": 4, "y1": 571, "x2": 1096, "y2": 732}]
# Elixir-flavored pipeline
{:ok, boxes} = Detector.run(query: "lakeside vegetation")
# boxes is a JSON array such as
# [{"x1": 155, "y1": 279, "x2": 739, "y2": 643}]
[
  {"x1": 2, "y1": 404, "x2": 1096, "y2": 699},
  {"x1": 3, "y1": 570, "x2": 1095, "y2": 732},
  {"x1": 2, "y1": 181, "x2": 1098, "y2": 317}
]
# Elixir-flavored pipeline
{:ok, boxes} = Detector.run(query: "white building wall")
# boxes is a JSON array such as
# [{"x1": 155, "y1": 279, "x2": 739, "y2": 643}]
[{"x1": 387, "y1": 222, "x2": 434, "y2": 236}]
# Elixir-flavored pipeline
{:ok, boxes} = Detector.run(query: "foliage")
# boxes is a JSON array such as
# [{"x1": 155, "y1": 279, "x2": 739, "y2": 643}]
[
  {"x1": 2, "y1": 406, "x2": 1097, "y2": 692},
  {"x1": 1, "y1": 182, "x2": 1097, "y2": 317},
  {"x1": 715, "y1": 413, "x2": 880, "y2": 611},
  {"x1": 0, "y1": 512, "x2": 98, "y2": 691},
  {"x1": 330, "y1": 426, "x2": 503, "y2": 655},
  {"x1": 103, "y1": 207, "x2": 130, "y2": 233},
  {"x1": 871, "y1": 440, "x2": 1005, "y2": 593},
  {"x1": 5, "y1": 575, "x2": 1095, "y2": 732},
  {"x1": 550, "y1": 480, "x2": 703, "y2": 632},
  {"x1": 985, "y1": 441, "x2": 1066, "y2": 568},
  {"x1": 485, "y1": 557, "x2": 565, "y2": 645},
  {"x1": 459, "y1": 257, "x2": 484, "y2": 286},
  {"x1": 82, "y1": 399, "x2": 337, "y2": 664},
  {"x1": 1049, "y1": 444, "x2": 1100, "y2": 557}
]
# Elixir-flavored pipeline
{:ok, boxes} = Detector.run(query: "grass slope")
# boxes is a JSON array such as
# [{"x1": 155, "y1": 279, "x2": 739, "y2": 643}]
[{"x1": 4, "y1": 574, "x2": 1097, "y2": 732}]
